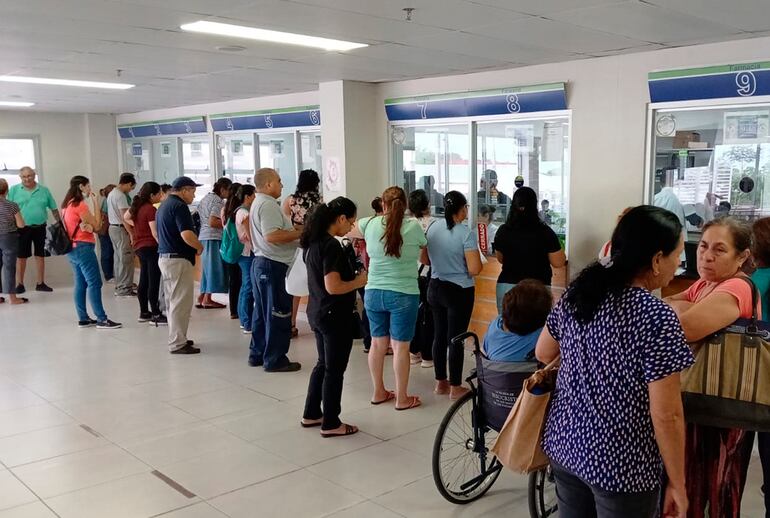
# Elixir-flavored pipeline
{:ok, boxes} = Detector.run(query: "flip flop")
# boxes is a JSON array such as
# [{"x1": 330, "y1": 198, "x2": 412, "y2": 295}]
[
  {"x1": 10, "y1": 298, "x2": 29, "y2": 305},
  {"x1": 201, "y1": 304, "x2": 226, "y2": 309},
  {"x1": 395, "y1": 396, "x2": 422, "y2": 411},
  {"x1": 301, "y1": 418, "x2": 323, "y2": 428},
  {"x1": 195, "y1": 304, "x2": 204, "y2": 309},
  {"x1": 0, "y1": 297, "x2": 5, "y2": 304},
  {"x1": 371, "y1": 391, "x2": 396, "y2": 405},
  {"x1": 321, "y1": 424, "x2": 358, "y2": 438}
]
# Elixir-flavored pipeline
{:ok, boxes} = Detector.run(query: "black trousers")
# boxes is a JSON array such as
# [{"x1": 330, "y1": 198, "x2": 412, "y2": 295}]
[
  {"x1": 303, "y1": 310, "x2": 354, "y2": 431},
  {"x1": 427, "y1": 279, "x2": 475, "y2": 386},
  {"x1": 228, "y1": 262, "x2": 241, "y2": 318},
  {"x1": 136, "y1": 246, "x2": 161, "y2": 315}
]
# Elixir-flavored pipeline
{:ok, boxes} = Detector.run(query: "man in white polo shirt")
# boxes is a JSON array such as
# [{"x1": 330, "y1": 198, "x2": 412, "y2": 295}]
[{"x1": 248, "y1": 168, "x2": 302, "y2": 372}]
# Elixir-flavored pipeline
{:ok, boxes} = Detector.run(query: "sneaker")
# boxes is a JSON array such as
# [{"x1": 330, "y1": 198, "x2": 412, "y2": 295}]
[
  {"x1": 138, "y1": 312, "x2": 153, "y2": 323},
  {"x1": 15, "y1": 284, "x2": 25, "y2": 295},
  {"x1": 35, "y1": 283, "x2": 53, "y2": 293},
  {"x1": 421, "y1": 360, "x2": 434, "y2": 368},
  {"x1": 115, "y1": 291, "x2": 137, "y2": 298},
  {"x1": 78, "y1": 319, "x2": 97, "y2": 328},
  {"x1": 248, "y1": 358, "x2": 263, "y2": 367},
  {"x1": 172, "y1": 344, "x2": 201, "y2": 355},
  {"x1": 150, "y1": 315, "x2": 168, "y2": 326},
  {"x1": 265, "y1": 361, "x2": 301, "y2": 373},
  {"x1": 410, "y1": 353, "x2": 422, "y2": 365},
  {"x1": 242, "y1": 328, "x2": 251, "y2": 334},
  {"x1": 105, "y1": 278, "x2": 115, "y2": 284},
  {"x1": 96, "y1": 319, "x2": 122, "y2": 330}
]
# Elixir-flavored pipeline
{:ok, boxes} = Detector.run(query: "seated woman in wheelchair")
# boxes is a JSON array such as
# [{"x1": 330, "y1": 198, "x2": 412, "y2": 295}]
[{"x1": 483, "y1": 279, "x2": 552, "y2": 362}]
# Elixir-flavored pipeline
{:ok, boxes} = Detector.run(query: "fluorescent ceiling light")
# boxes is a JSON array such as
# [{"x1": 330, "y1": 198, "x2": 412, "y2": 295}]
[
  {"x1": 0, "y1": 76, "x2": 134, "y2": 90},
  {"x1": 0, "y1": 101, "x2": 34, "y2": 107},
  {"x1": 181, "y1": 20, "x2": 368, "y2": 51}
]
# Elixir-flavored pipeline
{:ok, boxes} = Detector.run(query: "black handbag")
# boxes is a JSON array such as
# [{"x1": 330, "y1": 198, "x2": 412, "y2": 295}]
[{"x1": 45, "y1": 209, "x2": 77, "y2": 256}]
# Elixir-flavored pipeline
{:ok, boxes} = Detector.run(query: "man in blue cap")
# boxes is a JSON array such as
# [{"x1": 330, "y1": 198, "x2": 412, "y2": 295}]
[{"x1": 157, "y1": 176, "x2": 204, "y2": 354}]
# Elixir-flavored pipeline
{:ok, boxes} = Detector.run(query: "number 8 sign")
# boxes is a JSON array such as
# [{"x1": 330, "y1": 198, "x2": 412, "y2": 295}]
[{"x1": 506, "y1": 94, "x2": 521, "y2": 113}]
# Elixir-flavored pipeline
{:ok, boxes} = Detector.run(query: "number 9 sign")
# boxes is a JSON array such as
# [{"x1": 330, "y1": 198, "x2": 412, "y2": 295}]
[
  {"x1": 736, "y1": 71, "x2": 757, "y2": 97},
  {"x1": 506, "y1": 93, "x2": 520, "y2": 113}
]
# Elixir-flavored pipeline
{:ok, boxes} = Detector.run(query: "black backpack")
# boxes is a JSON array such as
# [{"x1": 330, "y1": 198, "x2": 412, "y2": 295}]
[{"x1": 45, "y1": 210, "x2": 77, "y2": 256}]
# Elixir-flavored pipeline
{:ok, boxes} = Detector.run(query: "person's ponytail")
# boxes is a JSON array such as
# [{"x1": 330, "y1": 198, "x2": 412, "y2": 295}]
[
  {"x1": 129, "y1": 181, "x2": 160, "y2": 220},
  {"x1": 382, "y1": 186, "x2": 407, "y2": 258},
  {"x1": 300, "y1": 196, "x2": 357, "y2": 249}
]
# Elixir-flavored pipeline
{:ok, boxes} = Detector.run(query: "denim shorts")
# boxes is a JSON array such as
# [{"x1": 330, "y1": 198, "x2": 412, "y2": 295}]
[{"x1": 364, "y1": 289, "x2": 420, "y2": 343}]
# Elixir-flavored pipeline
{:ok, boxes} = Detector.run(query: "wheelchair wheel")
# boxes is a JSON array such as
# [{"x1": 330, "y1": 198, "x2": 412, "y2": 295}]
[
  {"x1": 432, "y1": 390, "x2": 502, "y2": 504},
  {"x1": 528, "y1": 465, "x2": 558, "y2": 517}
]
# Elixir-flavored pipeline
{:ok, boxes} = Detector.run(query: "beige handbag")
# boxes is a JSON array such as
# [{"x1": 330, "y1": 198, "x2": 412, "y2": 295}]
[{"x1": 490, "y1": 356, "x2": 560, "y2": 473}]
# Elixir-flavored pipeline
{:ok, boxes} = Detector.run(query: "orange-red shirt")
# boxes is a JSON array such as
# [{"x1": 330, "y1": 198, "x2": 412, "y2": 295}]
[
  {"x1": 685, "y1": 277, "x2": 760, "y2": 319},
  {"x1": 63, "y1": 201, "x2": 96, "y2": 245}
]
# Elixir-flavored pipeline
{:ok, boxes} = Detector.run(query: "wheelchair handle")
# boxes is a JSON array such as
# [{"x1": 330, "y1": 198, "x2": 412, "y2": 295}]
[{"x1": 451, "y1": 332, "x2": 480, "y2": 354}]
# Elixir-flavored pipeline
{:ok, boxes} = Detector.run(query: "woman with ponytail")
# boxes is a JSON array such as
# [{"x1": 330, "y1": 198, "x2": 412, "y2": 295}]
[
  {"x1": 533, "y1": 206, "x2": 692, "y2": 517},
  {"x1": 125, "y1": 181, "x2": 165, "y2": 325},
  {"x1": 222, "y1": 182, "x2": 243, "y2": 321},
  {"x1": 300, "y1": 197, "x2": 367, "y2": 437},
  {"x1": 356, "y1": 186, "x2": 427, "y2": 411},
  {"x1": 223, "y1": 184, "x2": 256, "y2": 332},
  {"x1": 425, "y1": 191, "x2": 482, "y2": 399}
]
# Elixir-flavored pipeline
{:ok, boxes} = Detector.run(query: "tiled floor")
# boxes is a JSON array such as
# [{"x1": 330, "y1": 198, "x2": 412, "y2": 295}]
[{"x1": 0, "y1": 259, "x2": 765, "y2": 517}]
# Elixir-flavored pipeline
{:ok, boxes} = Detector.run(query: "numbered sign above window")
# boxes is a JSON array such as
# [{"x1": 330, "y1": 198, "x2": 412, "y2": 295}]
[
  {"x1": 384, "y1": 83, "x2": 567, "y2": 122},
  {"x1": 648, "y1": 62, "x2": 770, "y2": 103}
]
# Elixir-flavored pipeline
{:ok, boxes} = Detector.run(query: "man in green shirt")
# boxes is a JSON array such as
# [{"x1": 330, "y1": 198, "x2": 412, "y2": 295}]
[{"x1": 7, "y1": 167, "x2": 60, "y2": 293}]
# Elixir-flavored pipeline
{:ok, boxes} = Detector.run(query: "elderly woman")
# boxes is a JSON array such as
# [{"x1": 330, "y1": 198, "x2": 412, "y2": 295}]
[
  {"x1": 0, "y1": 179, "x2": 27, "y2": 304},
  {"x1": 536, "y1": 206, "x2": 692, "y2": 518},
  {"x1": 196, "y1": 177, "x2": 232, "y2": 309},
  {"x1": 666, "y1": 217, "x2": 757, "y2": 518}
]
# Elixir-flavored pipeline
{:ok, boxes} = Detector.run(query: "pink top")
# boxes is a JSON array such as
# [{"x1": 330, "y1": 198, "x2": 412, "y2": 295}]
[
  {"x1": 63, "y1": 201, "x2": 95, "y2": 245},
  {"x1": 684, "y1": 277, "x2": 759, "y2": 319},
  {"x1": 235, "y1": 207, "x2": 251, "y2": 257}
]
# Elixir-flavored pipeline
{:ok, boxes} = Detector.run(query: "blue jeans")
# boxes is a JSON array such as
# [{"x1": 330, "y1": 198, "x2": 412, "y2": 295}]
[
  {"x1": 250, "y1": 256, "x2": 292, "y2": 370},
  {"x1": 98, "y1": 234, "x2": 114, "y2": 281},
  {"x1": 67, "y1": 243, "x2": 107, "y2": 322},
  {"x1": 364, "y1": 289, "x2": 420, "y2": 343},
  {"x1": 238, "y1": 255, "x2": 254, "y2": 331},
  {"x1": 551, "y1": 461, "x2": 659, "y2": 518}
]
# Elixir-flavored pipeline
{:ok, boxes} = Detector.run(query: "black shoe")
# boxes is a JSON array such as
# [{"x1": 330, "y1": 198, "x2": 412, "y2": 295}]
[
  {"x1": 150, "y1": 314, "x2": 168, "y2": 326},
  {"x1": 138, "y1": 312, "x2": 153, "y2": 323},
  {"x1": 96, "y1": 319, "x2": 122, "y2": 329},
  {"x1": 15, "y1": 284, "x2": 25, "y2": 295},
  {"x1": 35, "y1": 283, "x2": 53, "y2": 293},
  {"x1": 265, "y1": 362, "x2": 301, "y2": 373},
  {"x1": 186, "y1": 340, "x2": 195, "y2": 346},
  {"x1": 78, "y1": 319, "x2": 97, "y2": 328},
  {"x1": 248, "y1": 358, "x2": 264, "y2": 367},
  {"x1": 172, "y1": 344, "x2": 201, "y2": 354},
  {"x1": 115, "y1": 291, "x2": 137, "y2": 298}
]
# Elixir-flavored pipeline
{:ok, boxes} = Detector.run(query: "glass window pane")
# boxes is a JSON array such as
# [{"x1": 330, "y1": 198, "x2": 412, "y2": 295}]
[
  {"x1": 300, "y1": 132, "x2": 322, "y2": 174},
  {"x1": 151, "y1": 139, "x2": 180, "y2": 186},
  {"x1": 218, "y1": 133, "x2": 255, "y2": 185},
  {"x1": 123, "y1": 139, "x2": 152, "y2": 187},
  {"x1": 182, "y1": 137, "x2": 212, "y2": 202},
  {"x1": 259, "y1": 133, "x2": 296, "y2": 200},
  {"x1": 477, "y1": 119, "x2": 570, "y2": 249},
  {"x1": 392, "y1": 124, "x2": 470, "y2": 217},
  {"x1": 0, "y1": 138, "x2": 36, "y2": 187}
]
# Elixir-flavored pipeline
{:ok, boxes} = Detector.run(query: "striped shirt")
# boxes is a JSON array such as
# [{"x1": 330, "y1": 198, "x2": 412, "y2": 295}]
[{"x1": 0, "y1": 198, "x2": 20, "y2": 234}]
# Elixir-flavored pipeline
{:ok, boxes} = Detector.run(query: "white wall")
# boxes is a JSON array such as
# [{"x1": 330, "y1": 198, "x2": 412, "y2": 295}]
[
  {"x1": 375, "y1": 35, "x2": 770, "y2": 273},
  {"x1": 0, "y1": 111, "x2": 118, "y2": 201}
]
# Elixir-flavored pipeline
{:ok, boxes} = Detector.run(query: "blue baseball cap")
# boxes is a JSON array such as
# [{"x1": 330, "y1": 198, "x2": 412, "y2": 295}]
[{"x1": 171, "y1": 176, "x2": 202, "y2": 189}]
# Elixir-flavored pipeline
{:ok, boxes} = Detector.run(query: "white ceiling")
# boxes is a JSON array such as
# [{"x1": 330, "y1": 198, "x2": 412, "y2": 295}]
[{"x1": 0, "y1": 0, "x2": 766, "y2": 114}]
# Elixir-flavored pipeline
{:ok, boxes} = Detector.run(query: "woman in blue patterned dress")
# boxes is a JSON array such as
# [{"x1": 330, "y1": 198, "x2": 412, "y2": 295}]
[{"x1": 536, "y1": 206, "x2": 693, "y2": 518}]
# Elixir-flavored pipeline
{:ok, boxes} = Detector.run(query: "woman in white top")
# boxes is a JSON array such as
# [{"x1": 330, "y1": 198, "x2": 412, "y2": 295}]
[{"x1": 223, "y1": 184, "x2": 257, "y2": 333}]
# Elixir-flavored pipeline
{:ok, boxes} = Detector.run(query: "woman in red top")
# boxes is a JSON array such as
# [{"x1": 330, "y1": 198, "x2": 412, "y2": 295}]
[
  {"x1": 125, "y1": 182, "x2": 165, "y2": 325},
  {"x1": 62, "y1": 176, "x2": 121, "y2": 329}
]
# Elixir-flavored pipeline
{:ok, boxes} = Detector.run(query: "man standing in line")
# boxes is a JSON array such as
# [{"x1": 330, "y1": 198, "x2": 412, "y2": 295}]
[
  {"x1": 249, "y1": 168, "x2": 302, "y2": 372},
  {"x1": 157, "y1": 176, "x2": 204, "y2": 355},
  {"x1": 107, "y1": 173, "x2": 137, "y2": 297},
  {"x1": 8, "y1": 166, "x2": 59, "y2": 294}
]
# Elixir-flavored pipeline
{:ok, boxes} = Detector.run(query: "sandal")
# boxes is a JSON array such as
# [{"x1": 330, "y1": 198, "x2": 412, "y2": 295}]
[
  {"x1": 371, "y1": 390, "x2": 396, "y2": 405},
  {"x1": 395, "y1": 396, "x2": 421, "y2": 411},
  {"x1": 320, "y1": 424, "x2": 358, "y2": 438},
  {"x1": 291, "y1": 327, "x2": 299, "y2": 338},
  {"x1": 301, "y1": 418, "x2": 323, "y2": 428},
  {"x1": 201, "y1": 302, "x2": 226, "y2": 309},
  {"x1": 0, "y1": 297, "x2": 5, "y2": 304},
  {"x1": 10, "y1": 298, "x2": 29, "y2": 305}
]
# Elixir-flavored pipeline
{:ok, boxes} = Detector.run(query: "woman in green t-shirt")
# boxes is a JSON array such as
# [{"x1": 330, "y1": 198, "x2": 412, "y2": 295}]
[{"x1": 356, "y1": 186, "x2": 427, "y2": 411}]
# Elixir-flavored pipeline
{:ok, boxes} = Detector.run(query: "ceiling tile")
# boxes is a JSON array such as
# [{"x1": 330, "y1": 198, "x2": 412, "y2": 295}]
[
  {"x1": 549, "y1": 2, "x2": 745, "y2": 44},
  {"x1": 351, "y1": 43, "x2": 512, "y2": 71},
  {"x1": 646, "y1": 0, "x2": 770, "y2": 33},
  {"x1": 464, "y1": 0, "x2": 627, "y2": 16}
]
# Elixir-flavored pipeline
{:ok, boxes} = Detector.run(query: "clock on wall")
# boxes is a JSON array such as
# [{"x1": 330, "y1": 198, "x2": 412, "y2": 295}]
[{"x1": 656, "y1": 114, "x2": 677, "y2": 137}]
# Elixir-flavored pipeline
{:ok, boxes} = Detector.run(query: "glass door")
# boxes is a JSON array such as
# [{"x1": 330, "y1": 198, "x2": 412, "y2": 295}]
[
  {"x1": 217, "y1": 133, "x2": 256, "y2": 186},
  {"x1": 181, "y1": 136, "x2": 212, "y2": 202},
  {"x1": 151, "y1": 139, "x2": 180, "y2": 186},
  {"x1": 258, "y1": 132, "x2": 297, "y2": 200}
]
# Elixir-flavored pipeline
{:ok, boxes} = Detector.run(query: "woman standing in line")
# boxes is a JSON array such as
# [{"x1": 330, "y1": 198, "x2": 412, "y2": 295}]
[
  {"x1": 61, "y1": 176, "x2": 121, "y2": 329},
  {"x1": 425, "y1": 191, "x2": 482, "y2": 399},
  {"x1": 223, "y1": 184, "x2": 257, "y2": 333},
  {"x1": 0, "y1": 178, "x2": 27, "y2": 304},
  {"x1": 196, "y1": 177, "x2": 232, "y2": 309},
  {"x1": 283, "y1": 169, "x2": 322, "y2": 338},
  {"x1": 301, "y1": 197, "x2": 367, "y2": 437},
  {"x1": 223, "y1": 182, "x2": 243, "y2": 320},
  {"x1": 408, "y1": 189, "x2": 435, "y2": 367},
  {"x1": 536, "y1": 206, "x2": 691, "y2": 517},
  {"x1": 97, "y1": 184, "x2": 116, "y2": 282},
  {"x1": 124, "y1": 181, "x2": 166, "y2": 326},
  {"x1": 493, "y1": 187, "x2": 565, "y2": 314},
  {"x1": 357, "y1": 186, "x2": 426, "y2": 411}
]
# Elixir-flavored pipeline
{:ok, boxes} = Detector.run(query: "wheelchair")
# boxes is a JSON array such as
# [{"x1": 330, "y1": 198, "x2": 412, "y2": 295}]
[{"x1": 431, "y1": 332, "x2": 558, "y2": 517}]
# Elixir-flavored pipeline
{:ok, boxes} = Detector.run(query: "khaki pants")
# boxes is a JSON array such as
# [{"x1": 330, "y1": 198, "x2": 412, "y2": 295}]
[
  {"x1": 159, "y1": 257, "x2": 194, "y2": 351},
  {"x1": 109, "y1": 225, "x2": 134, "y2": 294}
]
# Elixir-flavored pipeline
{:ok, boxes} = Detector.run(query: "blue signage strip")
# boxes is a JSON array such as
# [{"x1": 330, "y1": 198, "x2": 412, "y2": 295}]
[
  {"x1": 384, "y1": 83, "x2": 567, "y2": 121},
  {"x1": 648, "y1": 62, "x2": 770, "y2": 103},
  {"x1": 210, "y1": 106, "x2": 321, "y2": 132},
  {"x1": 118, "y1": 117, "x2": 206, "y2": 139}
]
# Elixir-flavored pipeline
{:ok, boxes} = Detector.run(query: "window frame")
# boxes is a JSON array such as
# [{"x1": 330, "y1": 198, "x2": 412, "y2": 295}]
[{"x1": 0, "y1": 135, "x2": 43, "y2": 186}]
